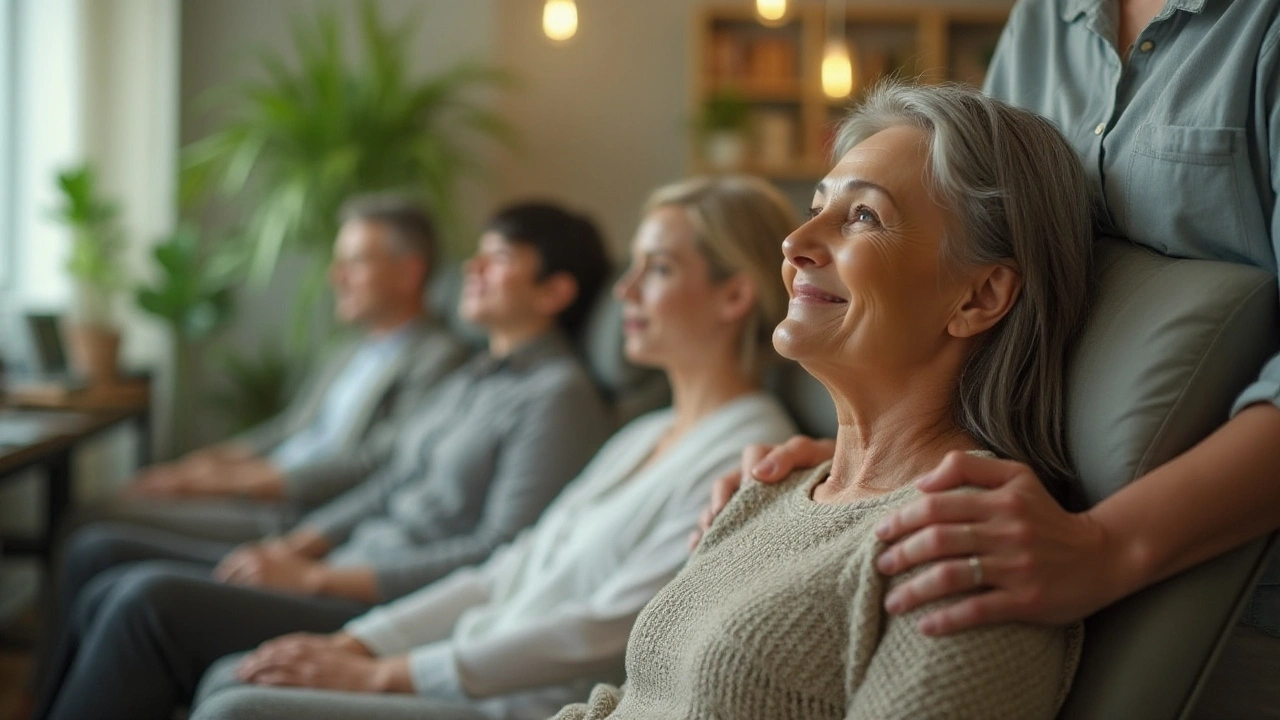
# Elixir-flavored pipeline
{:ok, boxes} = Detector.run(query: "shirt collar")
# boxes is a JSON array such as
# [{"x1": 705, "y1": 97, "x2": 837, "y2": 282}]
[
  {"x1": 1061, "y1": 0, "x2": 1206, "y2": 23},
  {"x1": 472, "y1": 329, "x2": 571, "y2": 376}
]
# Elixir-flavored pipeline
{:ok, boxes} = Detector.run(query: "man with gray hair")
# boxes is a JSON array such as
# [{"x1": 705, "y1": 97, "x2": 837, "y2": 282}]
[{"x1": 106, "y1": 193, "x2": 469, "y2": 541}]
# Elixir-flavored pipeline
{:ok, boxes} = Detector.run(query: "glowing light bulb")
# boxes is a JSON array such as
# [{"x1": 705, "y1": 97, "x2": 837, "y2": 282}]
[
  {"x1": 543, "y1": 0, "x2": 578, "y2": 42},
  {"x1": 822, "y1": 40, "x2": 854, "y2": 99},
  {"x1": 756, "y1": 0, "x2": 787, "y2": 26}
]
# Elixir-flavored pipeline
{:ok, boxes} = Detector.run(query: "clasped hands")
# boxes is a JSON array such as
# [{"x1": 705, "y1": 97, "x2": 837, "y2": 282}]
[
  {"x1": 694, "y1": 436, "x2": 1116, "y2": 635},
  {"x1": 214, "y1": 531, "x2": 332, "y2": 594},
  {"x1": 235, "y1": 631, "x2": 413, "y2": 694}
]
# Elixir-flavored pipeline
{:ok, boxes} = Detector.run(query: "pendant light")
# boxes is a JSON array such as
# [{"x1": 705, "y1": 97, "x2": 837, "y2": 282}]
[
  {"x1": 756, "y1": 0, "x2": 787, "y2": 27},
  {"x1": 543, "y1": 0, "x2": 578, "y2": 42},
  {"x1": 821, "y1": 0, "x2": 855, "y2": 99}
]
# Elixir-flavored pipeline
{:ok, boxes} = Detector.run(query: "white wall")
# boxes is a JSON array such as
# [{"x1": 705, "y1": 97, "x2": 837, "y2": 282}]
[{"x1": 489, "y1": 0, "x2": 696, "y2": 256}]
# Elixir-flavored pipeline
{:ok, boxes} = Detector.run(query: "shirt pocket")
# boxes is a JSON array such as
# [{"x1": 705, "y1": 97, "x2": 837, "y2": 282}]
[{"x1": 1121, "y1": 124, "x2": 1267, "y2": 264}]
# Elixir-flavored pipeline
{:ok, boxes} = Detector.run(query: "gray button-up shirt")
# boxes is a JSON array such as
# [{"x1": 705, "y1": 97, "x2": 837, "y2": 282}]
[
  {"x1": 304, "y1": 331, "x2": 613, "y2": 600},
  {"x1": 985, "y1": 0, "x2": 1279, "y2": 415},
  {"x1": 985, "y1": 0, "x2": 1280, "y2": 632}
]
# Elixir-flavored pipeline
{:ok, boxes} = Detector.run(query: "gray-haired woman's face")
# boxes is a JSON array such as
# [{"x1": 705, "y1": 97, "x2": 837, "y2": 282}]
[{"x1": 772, "y1": 125, "x2": 976, "y2": 378}]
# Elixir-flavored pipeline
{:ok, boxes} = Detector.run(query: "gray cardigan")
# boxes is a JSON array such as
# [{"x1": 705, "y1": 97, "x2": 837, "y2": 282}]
[
  {"x1": 235, "y1": 316, "x2": 467, "y2": 507},
  {"x1": 305, "y1": 331, "x2": 614, "y2": 600}
]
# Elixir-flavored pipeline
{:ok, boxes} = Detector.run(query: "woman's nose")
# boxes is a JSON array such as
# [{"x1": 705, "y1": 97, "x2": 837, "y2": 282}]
[
  {"x1": 782, "y1": 221, "x2": 830, "y2": 269},
  {"x1": 613, "y1": 265, "x2": 640, "y2": 300}
]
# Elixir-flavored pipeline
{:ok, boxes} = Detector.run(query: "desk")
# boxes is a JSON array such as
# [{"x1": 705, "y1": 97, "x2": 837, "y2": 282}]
[{"x1": 0, "y1": 382, "x2": 150, "y2": 557}]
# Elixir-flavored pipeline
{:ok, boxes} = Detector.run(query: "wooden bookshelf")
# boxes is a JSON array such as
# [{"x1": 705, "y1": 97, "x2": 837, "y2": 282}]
[{"x1": 692, "y1": 2, "x2": 1012, "y2": 181}]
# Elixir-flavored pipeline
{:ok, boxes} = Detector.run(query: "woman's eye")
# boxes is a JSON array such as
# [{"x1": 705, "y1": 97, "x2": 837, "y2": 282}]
[
  {"x1": 807, "y1": 206, "x2": 823, "y2": 219},
  {"x1": 851, "y1": 205, "x2": 879, "y2": 225}
]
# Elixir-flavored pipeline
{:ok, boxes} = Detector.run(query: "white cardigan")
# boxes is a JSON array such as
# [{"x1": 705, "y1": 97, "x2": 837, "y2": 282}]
[{"x1": 345, "y1": 392, "x2": 796, "y2": 720}]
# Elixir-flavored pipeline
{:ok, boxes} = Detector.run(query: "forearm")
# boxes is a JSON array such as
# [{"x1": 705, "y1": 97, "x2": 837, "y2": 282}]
[
  {"x1": 282, "y1": 446, "x2": 390, "y2": 508},
  {"x1": 299, "y1": 469, "x2": 394, "y2": 546},
  {"x1": 373, "y1": 656, "x2": 415, "y2": 694},
  {"x1": 219, "y1": 459, "x2": 286, "y2": 501},
  {"x1": 282, "y1": 527, "x2": 334, "y2": 558},
  {"x1": 346, "y1": 566, "x2": 492, "y2": 655},
  {"x1": 370, "y1": 531, "x2": 508, "y2": 600},
  {"x1": 313, "y1": 565, "x2": 380, "y2": 604},
  {"x1": 1088, "y1": 403, "x2": 1280, "y2": 601}
]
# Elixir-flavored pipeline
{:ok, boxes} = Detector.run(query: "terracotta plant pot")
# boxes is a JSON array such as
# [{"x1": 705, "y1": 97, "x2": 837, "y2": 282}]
[{"x1": 67, "y1": 324, "x2": 121, "y2": 387}]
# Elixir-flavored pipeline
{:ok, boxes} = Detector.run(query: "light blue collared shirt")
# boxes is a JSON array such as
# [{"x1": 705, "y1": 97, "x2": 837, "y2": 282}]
[
  {"x1": 270, "y1": 327, "x2": 413, "y2": 472},
  {"x1": 985, "y1": 0, "x2": 1280, "y2": 634}
]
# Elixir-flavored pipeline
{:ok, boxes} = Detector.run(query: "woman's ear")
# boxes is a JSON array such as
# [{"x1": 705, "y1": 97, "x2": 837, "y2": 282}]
[
  {"x1": 948, "y1": 264, "x2": 1022, "y2": 338},
  {"x1": 717, "y1": 273, "x2": 758, "y2": 324}
]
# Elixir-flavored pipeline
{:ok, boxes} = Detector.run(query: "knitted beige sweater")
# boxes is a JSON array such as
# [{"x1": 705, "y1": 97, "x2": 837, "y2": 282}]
[{"x1": 553, "y1": 460, "x2": 1082, "y2": 720}]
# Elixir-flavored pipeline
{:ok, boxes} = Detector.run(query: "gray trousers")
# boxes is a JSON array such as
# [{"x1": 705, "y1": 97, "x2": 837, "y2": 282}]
[
  {"x1": 28, "y1": 496, "x2": 296, "y2": 691},
  {"x1": 192, "y1": 654, "x2": 491, "y2": 720},
  {"x1": 34, "y1": 523, "x2": 368, "y2": 720}
]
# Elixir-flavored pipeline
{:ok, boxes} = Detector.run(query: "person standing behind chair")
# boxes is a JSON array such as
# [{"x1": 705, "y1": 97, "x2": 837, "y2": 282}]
[
  {"x1": 33, "y1": 202, "x2": 615, "y2": 720},
  {"x1": 103, "y1": 194, "x2": 469, "y2": 540},
  {"x1": 188, "y1": 175, "x2": 800, "y2": 720}
]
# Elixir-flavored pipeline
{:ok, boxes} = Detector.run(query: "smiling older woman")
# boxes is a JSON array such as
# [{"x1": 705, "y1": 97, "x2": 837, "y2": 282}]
[{"x1": 553, "y1": 83, "x2": 1094, "y2": 720}]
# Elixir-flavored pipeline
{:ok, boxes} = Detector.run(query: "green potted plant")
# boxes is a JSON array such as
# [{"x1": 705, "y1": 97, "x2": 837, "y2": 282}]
[
  {"x1": 135, "y1": 223, "x2": 243, "y2": 447},
  {"x1": 181, "y1": 0, "x2": 515, "y2": 346},
  {"x1": 699, "y1": 92, "x2": 751, "y2": 170},
  {"x1": 52, "y1": 164, "x2": 125, "y2": 386}
]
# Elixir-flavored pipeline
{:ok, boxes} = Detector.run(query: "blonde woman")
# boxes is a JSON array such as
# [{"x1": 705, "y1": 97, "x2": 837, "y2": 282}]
[{"x1": 190, "y1": 176, "x2": 800, "y2": 720}]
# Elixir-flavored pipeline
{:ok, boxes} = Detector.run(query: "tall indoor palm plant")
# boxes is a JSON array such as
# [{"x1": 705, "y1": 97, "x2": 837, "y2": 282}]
[{"x1": 182, "y1": 0, "x2": 513, "y2": 319}]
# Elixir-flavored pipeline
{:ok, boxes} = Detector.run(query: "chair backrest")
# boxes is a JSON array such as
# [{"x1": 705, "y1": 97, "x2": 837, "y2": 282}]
[{"x1": 1058, "y1": 238, "x2": 1279, "y2": 719}]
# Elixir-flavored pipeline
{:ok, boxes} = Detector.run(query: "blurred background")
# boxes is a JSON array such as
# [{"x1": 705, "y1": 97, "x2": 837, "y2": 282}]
[{"x1": 0, "y1": 0, "x2": 1010, "y2": 702}]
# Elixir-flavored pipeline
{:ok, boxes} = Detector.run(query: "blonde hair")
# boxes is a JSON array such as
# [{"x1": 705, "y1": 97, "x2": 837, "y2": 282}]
[{"x1": 644, "y1": 175, "x2": 796, "y2": 376}]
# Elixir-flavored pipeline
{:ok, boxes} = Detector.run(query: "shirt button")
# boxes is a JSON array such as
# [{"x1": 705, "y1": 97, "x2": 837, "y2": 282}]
[
  {"x1": 1139, "y1": 40, "x2": 1155, "y2": 52},
  {"x1": 1094, "y1": 123, "x2": 1106, "y2": 136}
]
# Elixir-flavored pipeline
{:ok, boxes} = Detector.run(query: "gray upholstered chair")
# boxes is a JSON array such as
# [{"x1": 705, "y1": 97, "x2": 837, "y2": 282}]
[{"x1": 1057, "y1": 238, "x2": 1278, "y2": 719}]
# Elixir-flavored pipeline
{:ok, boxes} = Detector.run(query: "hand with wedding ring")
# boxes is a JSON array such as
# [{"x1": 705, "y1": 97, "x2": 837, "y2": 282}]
[{"x1": 872, "y1": 451, "x2": 1113, "y2": 636}]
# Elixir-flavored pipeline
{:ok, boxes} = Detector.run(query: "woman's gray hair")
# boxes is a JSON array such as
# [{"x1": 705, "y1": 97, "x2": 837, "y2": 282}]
[{"x1": 834, "y1": 83, "x2": 1094, "y2": 506}]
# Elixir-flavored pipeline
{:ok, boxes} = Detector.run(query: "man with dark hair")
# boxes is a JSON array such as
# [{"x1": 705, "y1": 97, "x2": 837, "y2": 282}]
[
  {"x1": 102, "y1": 194, "x2": 468, "y2": 540},
  {"x1": 35, "y1": 202, "x2": 615, "y2": 720}
]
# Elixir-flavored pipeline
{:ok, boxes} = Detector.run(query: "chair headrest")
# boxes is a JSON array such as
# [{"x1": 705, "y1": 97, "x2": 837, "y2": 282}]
[
  {"x1": 1057, "y1": 238, "x2": 1278, "y2": 720},
  {"x1": 1067, "y1": 238, "x2": 1278, "y2": 505}
]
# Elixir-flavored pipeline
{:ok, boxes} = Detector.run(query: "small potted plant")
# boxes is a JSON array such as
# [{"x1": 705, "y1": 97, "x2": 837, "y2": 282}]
[
  {"x1": 52, "y1": 164, "x2": 125, "y2": 386},
  {"x1": 700, "y1": 92, "x2": 751, "y2": 170},
  {"x1": 135, "y1": 223, "x2": 241, "y2": 448}
]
